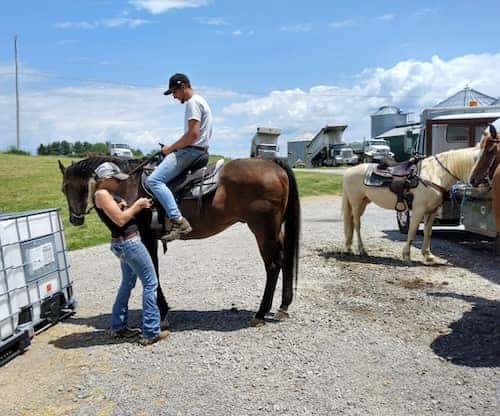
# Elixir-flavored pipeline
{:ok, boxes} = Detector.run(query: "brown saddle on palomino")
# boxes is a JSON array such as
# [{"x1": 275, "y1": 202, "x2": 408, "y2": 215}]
[{"x1": 364, "y1": 156, "x2": 422, "y2": 211}]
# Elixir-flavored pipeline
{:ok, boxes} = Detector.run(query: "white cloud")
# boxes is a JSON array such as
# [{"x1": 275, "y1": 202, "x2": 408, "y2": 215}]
[
  {"x1": 195, "y1": 16, "x2": 228, "y2": 26},
  {"x1": 54, "y1": 21, "x2": 98, "y2": 30},
  {"x1": 2, "y1": 53, "x2": 500, "y2": 157},
  {"x1": 232, "y1": 29, "x2": 254, "y2": 37},
  {"x1": 222, "y1": 53, "x2": 500, "y2": 145},
  {"x1": 377, "y1": 13, "x2": 396, "y2": 22},
  {"x1": 102, "y1": 17, "x2": 150, "y2": 28},
  {"x1": 280, "y1": 23, "x2": 311, "y2": 33},
  {"x1": 55, "y1": 17, "x2": 150, "y2": 30},
  {"x1": 414, "y1": 8, "x2": 437, "y2": 17},
  {"x1": 129, "y1": 0, "x2": 208, "y2": 14},
  {"x1": 330, "y1": 19, "x2": 355, "y2": 29}
]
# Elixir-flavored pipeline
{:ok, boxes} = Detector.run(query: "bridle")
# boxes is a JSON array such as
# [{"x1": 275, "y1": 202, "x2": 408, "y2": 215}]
[{"x1": 475, "y1": 127, "x2": 500, "y2": 185}]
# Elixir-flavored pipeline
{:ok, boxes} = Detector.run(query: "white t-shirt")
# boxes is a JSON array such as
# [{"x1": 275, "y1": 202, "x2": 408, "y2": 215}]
[{"x1": 185, "y1": 94, "x2": 213, "y2": 148}]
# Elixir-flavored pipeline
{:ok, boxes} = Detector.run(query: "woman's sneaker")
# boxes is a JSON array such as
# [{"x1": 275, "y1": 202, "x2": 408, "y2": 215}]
[
  {"x1": 160, "y1": 217, "x2": 192, "y2": 242},
  {"x1": 108, "y1": 327, "x2": 141, "y2": 339},
  {"x1": 139, "y1": 330, "x2": 170, "y2": 346}
]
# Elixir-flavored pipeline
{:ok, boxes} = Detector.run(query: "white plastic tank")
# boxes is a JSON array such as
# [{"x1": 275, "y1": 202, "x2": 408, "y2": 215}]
[{"x1": 0, "y1": 209, "x2": 75, "y2": 350}]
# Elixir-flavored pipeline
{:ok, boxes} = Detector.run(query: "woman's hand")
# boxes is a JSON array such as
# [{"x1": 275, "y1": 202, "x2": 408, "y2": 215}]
[
  {"x1": 134, "y1": 197, "x2": 152, "y2": 210},
  {"x1": 118, "y1": 200, "x2": 128, "y2": 210}
]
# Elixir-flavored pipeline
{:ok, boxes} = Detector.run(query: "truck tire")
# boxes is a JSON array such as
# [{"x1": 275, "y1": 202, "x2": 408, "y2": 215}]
[{"x1": 397, "y1": 210, "x2": 410, "y2": 234}]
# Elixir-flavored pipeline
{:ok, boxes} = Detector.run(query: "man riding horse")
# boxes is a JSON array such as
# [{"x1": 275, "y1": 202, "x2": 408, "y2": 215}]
[{"x1": 147, "y1": 73, "x2": 213, "y2": 242}]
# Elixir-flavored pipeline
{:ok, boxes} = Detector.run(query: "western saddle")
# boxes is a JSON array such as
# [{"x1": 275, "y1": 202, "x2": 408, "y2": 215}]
[{"x1": 368, "y1": 155, "x2": 423, "y2": 211}]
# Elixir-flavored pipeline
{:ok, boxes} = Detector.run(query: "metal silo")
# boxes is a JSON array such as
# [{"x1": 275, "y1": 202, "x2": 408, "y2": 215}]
[{"x1": 371, "y1": 106, "x2": 408, "y2": 138}]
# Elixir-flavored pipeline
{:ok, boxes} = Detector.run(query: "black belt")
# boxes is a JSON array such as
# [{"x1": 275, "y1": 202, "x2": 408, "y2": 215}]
[
  {"x1": 111, "y1": 231, "x2": 139, "y2": 243},
  {"x1": 186, "y1": 145, "x2": 208, "y2": 152}
]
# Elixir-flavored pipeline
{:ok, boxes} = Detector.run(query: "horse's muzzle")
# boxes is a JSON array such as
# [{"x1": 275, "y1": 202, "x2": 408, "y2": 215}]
[{"x1": 70, "y1": 213, "x2": 85, "y2": 226}]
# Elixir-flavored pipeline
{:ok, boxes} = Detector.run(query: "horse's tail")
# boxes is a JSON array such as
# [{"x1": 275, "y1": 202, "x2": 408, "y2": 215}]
[{"x1": 274, "y1": 158, "x2": 300, "y2": 308}]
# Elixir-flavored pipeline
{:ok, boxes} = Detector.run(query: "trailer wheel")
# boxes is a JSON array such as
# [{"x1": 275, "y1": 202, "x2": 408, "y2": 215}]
[{"x1": 397, "y1": 210, "x2": 410, "y2": 234}]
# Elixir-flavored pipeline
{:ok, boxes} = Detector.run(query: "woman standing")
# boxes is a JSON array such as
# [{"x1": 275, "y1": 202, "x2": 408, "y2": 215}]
[{"x1": 93, "y1": 162, "x2": 169, "y2": 346}]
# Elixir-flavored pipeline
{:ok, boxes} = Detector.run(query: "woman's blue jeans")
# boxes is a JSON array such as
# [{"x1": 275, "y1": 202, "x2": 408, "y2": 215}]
[{"x1": 110, "y1": 236, "x2": 160, "y2": 339}]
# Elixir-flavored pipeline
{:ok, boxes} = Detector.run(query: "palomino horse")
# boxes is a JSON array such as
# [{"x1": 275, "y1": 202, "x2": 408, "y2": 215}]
[
  {"x1": 469, "y1": 123, "x2": 500, "y2": 240},
  {"x1": 343, "y1": 147, "x2": 481, "y2": 263},
  {"x1": 59, "y1": 156, "x2": 300, "y2": 326}
]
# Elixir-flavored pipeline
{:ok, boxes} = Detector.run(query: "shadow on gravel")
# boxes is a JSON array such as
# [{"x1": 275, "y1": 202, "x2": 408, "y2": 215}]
[
  {"x1": 51, "y1": 308, "x2": 263, "y2": 349},
  {"x1": 382, "y1": 229, "x2": 500, "y2": 285},
  {"x1": 429, "y1": 293, "x2": 500, "y2": 368},
  {"x1": 316, "y1": 247, "x2": 444, "y2": 268},
  {"x1": 49, "y1": 329, "x2": 139, "y2": 349}
]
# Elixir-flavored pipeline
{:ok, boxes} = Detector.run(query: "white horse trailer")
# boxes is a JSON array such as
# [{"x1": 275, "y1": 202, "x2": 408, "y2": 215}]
[
  {"x1": 0, "y1": 208, "x2": 75, "y2": 363},
  {"x1": 397, "y1": 105, "x2": 500, "y2": 243}
]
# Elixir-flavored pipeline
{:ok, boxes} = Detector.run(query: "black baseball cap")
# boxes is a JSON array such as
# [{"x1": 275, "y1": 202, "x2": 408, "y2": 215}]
[{"x1": 163, "y1": 73, "x2": 190, "y2": 95}]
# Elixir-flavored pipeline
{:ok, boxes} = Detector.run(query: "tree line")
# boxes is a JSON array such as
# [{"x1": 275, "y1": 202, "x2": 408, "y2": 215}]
[{"x1": 37, "y1": 141, "x2": 143, "y2": 157}]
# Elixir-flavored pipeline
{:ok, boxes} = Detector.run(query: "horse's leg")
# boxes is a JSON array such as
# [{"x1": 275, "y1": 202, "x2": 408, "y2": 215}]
[
  {"x1": 402, "y1": 207, "x2": 425, "y2": 262},
  {"x1": 140, "y1": 225, "x2": 170, "y2": 323},
  {"x1": 421, "y1": 211, "x2": 437, "y2": 263},
  {"x1": 352, "y1": 198, "x2": 369, "y2": 256},
  {"x1": 248, "y1": 222, "x2": 283, "y2": 327},
  {"x1": 342, "y1": 193, "x2": 354, "y2": 253}
]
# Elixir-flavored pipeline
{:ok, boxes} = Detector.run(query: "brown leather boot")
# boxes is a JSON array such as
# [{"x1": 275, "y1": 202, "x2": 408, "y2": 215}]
[{"x1": 160, "y1": 217, "x2": 192, "y2": 242}]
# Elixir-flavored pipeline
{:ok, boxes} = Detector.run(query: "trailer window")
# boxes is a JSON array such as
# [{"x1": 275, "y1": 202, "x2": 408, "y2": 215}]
[{"x1": 446, "y1": 125, "x2": 469, "y2": 142}]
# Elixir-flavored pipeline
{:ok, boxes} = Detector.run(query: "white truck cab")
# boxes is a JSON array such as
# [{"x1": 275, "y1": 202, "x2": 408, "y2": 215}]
[
  {"x1": 363, "y1": 139, "x2": 394, "y2": 163},
  {"x1": 109, "y1": 143, "x2": 133, "y2": 159}
]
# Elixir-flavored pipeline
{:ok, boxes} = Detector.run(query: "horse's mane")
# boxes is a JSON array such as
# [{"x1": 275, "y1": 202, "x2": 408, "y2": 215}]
[
  {"x1": 424, "y1": 147, "x2": 480, "y2": 181},
  {"x1": 66, "y1": 156, "x2": 146, "y2": 178}
]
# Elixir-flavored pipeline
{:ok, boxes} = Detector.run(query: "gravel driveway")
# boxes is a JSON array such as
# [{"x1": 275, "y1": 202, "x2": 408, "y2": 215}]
[{"x1": 1, "y1": 196, "x2": 499, "y2": 416}]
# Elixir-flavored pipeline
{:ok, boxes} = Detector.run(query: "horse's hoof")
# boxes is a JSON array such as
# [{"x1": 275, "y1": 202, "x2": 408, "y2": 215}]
[
  {"x1": 359, "y1": 250, "x2": 368, "y2": 257},
  {"x1": 275, "y1": 309, "x2": 290, "y2": 321},
  {"x1": 250, "y1": 317, "x2": 266, "y2": 327},
  {"x1": 424, "y1": 257, "x2": 436, "y2": 265}
]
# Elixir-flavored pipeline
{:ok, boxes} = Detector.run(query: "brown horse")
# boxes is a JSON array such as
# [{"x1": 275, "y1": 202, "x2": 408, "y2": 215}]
[
  {"x1": 58, "y1": 156, "x2": 300, "y2": 326},
  {"x1": 469, "y1": 124, "x2": 500, "y2": 240}
]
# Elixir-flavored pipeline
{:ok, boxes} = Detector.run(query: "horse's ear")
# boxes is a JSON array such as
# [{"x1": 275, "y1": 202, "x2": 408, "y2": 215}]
[
  {"x1": 58, "y1": 160, "x2": 66, "y2": 175},
  {"x1": 490, "y1": 124, "x2": 497, "y2": 140}
]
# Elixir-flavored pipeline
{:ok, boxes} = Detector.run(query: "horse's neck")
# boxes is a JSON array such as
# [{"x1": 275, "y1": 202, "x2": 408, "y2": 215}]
[{"x1": 422, "y1": 152, "x2": 469, "y2": 189}]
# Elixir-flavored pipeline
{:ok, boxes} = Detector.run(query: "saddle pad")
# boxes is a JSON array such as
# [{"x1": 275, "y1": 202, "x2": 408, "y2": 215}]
[{"x1": 363, "y1": 164, "x2": 393, "y2": 187}]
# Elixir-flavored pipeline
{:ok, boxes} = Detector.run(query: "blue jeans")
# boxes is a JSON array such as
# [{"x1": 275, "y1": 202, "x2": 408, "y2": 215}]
[
  {"x1": 110, "y1": 236, "x2": 160, "y2": 339},
  {"x1": 146, "y1": 147, "x2": 205, "y2": 219}
]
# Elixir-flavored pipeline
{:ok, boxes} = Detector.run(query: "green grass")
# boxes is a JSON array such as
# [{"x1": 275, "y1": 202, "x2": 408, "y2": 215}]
[
  {"x1": 0, "y1": 155, "x2": 343, "y2": 250},
  {"x1": 295, "y1": 171, "x2": 343, "y2": 197},
  {"x1": 0, "y1": 154, "x2": 109, "y2": 250}
]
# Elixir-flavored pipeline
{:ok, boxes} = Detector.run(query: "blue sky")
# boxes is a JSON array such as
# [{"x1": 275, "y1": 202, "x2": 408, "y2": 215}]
[{"x1": 0, "y1": 0, "x2": 499, "y2": 156}]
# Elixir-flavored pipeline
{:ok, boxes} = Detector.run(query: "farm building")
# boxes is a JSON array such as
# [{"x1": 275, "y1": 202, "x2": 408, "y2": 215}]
[
  {"x1": 434, "y1": 86, "x2": 496, "y2": 108},
  {"x1": 370, "y1": 106, "x2": 409, "y2": 138},
  {"x1": 287, "y1": 138, "x2": 311, "y2": 167}
]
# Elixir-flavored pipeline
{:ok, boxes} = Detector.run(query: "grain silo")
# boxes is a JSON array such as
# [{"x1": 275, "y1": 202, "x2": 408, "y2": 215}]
[{"x1": 371, "y1": 106, "x2": 408, "y2": 138}]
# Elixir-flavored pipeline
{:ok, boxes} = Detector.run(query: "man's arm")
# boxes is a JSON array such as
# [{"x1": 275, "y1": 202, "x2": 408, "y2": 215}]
[{"x1": 162, "y1": 119, "x2": 200, "y2": 155}]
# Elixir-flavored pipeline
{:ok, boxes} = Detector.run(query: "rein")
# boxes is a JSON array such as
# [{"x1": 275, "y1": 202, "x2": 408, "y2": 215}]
[
  {"x1": 433, "y1": 155, "x2": 461, "y2": 182},
  {"x1": 416, "y1": 154, "x2": 462, "y2": 199},
  {"x1": 127, "y1": 151, "x2": 162, "y2": 176}
]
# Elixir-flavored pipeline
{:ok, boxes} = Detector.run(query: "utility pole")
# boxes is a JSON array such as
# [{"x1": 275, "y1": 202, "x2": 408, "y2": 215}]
[{"x1": 14, "y1": 35, "x2": 20, "y2": 150}]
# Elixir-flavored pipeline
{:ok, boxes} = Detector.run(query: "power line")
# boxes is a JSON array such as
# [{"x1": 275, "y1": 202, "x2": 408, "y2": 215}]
[{"x1": 0, "y1": 68, "x2": 428, "y2": 99}]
